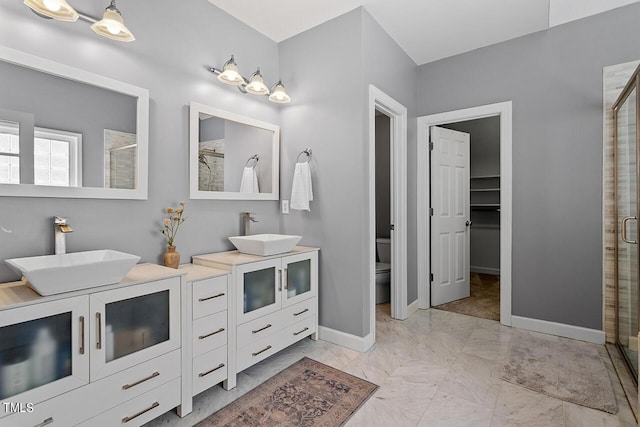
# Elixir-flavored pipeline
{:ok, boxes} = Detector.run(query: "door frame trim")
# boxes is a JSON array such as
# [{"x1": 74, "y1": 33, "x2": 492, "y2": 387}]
[
  {"x1": 417, "y1": 101, "x2": 513, "y2": 326},
  {"x1": 368, "y1": 85, "x2": 408, "y2": 348}
]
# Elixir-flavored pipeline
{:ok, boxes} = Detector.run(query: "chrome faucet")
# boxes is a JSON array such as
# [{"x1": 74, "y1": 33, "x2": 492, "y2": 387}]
[
  {"x1": 54, "y1": 216, "x2": 73, "y2": 255},
  {"x1": 243, "y1": 212, "x2": 258, "y2": 236}
]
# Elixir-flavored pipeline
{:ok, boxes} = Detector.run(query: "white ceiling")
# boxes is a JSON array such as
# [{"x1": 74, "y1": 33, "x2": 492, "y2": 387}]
[{"x1": 208, "y1": 0, "x2": 640, "y2": 65}]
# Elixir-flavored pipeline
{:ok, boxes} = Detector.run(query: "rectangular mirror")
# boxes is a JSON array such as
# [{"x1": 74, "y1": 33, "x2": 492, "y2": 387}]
[
  {"x1": 0, "y1": 46, "x2": 149, "y2": 199},
  {"x1": 189, "y1": 102, "x2": 280, "y2": 200}
]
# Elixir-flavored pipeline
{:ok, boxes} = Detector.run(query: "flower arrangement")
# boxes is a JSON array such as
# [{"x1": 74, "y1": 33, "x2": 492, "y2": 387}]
[{"x1": 161, "y1": 201, "x2": 186, "y2": 247}]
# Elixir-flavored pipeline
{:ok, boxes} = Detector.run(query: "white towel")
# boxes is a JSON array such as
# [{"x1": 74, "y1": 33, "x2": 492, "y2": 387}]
[
  {"x1": 240, "y1": 166, "x2": 259, "y2": 193},
  {"x1": 290, "y1": 162, "x2": 313, "y2": 211}
]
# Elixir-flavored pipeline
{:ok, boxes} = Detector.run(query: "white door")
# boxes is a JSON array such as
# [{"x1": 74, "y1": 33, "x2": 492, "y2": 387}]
[{"x1": 430, "y1": 126, "x2": 470, "y2": 305}]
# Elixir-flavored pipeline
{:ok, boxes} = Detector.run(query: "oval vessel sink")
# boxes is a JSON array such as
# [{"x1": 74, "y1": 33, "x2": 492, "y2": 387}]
[
  {"x1": 5, "y1": 250, "x2": 140, "y2": 296},
  {"x1": 228, "y1": 234, "x2": 301, "y2": 256}
]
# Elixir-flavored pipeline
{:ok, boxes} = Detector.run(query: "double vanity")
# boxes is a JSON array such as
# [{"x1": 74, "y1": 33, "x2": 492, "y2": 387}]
[{"x1": 0, "y1": 240, "x2": 318, "y2": 427}]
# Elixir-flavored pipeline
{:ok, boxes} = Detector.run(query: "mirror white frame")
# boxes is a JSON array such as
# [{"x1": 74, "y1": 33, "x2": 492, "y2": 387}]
[
  {"x1": 189, "y1": 102, "x2": 280, "y2": 200},
  {"x1": 0, "y1": 45, "x2": 149, "y2": 199}
]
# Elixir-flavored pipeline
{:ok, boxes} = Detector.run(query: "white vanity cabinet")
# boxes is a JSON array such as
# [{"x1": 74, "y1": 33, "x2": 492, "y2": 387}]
[
  {"x1": 0, "y1": 264, "x2": 184, "y2": 427},
  {"x1": 193, "y1": 247, "x2": 318, "y2": 384},
  {"x1": 177, "y1": 264, "x2": 231, "y2": 417}
]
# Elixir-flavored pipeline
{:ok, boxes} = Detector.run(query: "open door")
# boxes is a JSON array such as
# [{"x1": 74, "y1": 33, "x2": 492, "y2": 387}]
[{"x1": 430, "y1": 126, "x2": 470, "y2": 306}]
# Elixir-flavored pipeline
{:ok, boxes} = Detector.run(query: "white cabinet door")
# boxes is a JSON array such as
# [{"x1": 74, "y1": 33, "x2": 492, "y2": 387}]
[
  {"x1": 281, "y1": 251, "x2": 317, "y2": 307},
  {"x1": 430, "y1": 126, "x2": 470, "y2": 306},
  {"x1": 236, "y1": 258, "x2": 283, "y2": 324},
  {"x1": 0, "y1": 296, "x2": 89, "y2": 413},
  {"x1": 89, "y1": 277, "x2": 181, "y2": 381}
]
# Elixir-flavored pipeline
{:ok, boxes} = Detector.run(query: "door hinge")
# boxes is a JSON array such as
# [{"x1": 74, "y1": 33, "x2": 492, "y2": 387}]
[
  {"x1": 430, "y1": 273, "x2": 434, "y2": 282},
  {"x1": 429, "y1": 142, "x2": 434, "y2": 151},
  {"x1": 429, "y1": 208, "x2": 434, "y2": 216},
  {"x1": 390, "y1": 224, "x2": 395, "y2": 231}
]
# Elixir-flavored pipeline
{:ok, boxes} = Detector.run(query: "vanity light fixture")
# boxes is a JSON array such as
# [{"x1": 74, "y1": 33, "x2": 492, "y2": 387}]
[
  {"x1": 209, "y1": 55, "x2": 291, "y2": 103},
  {"x1": 24, "y1": 0, "x2": 79, "y2": 21},
  {"x1": 91, "y1": 0, "x2": 135, "y2": 42},
  {"x1": 24, "y1": 0, "x2": 135, "y2": 42}
]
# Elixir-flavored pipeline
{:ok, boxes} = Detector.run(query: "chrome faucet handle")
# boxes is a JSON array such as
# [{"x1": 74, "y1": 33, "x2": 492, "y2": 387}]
[{"x1": 243, "y1": 212, "x2": 259, "y2": 222}]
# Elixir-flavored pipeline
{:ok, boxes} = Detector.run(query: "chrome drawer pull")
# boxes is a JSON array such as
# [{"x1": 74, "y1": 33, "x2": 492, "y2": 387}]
[
  {"x1": 293, "y1": 308, "x2": 309, "y2": 317},
  {"x1": 79, "y1": 316, "x2": 85, "y2": 355},
  {"x1": 293, "y1": 327, "x2": 309, "y2": 336},
  {"x1": 96, "y1": 312, "x2": 102, "y2": 350},
  {"x1": 252, "y1": 324, "x2": 272, "y2": 334},
  {"x1": 199, "y1": 363, "x2": 225, "y2": 377},
  {"x1": 198, "y1": 292, "x2": 225, "y2": 302},
  {"x1": 252, "y1": 345, "x2": 272, "y2": 356},
  {"x1": 199, "y1": 328, "x2": 225, "y2": 340},
  {"x1": 34, "y1": 417, "x2": 54, "y2": 427},
  {"x1": 122, "y1": 402, "x2": 159, "y2": 423},
  {"x1": 122, "y1": 371, "x2": 160, "y2": 390}
]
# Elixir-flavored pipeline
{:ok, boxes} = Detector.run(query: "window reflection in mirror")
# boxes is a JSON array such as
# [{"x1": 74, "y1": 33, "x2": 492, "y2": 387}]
[{"x1": 190, "y1": 102, "x2": 279, "y2": 201}]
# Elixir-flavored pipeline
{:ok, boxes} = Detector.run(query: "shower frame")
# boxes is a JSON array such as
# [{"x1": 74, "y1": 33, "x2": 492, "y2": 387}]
[{"x1": 614, "y1": 64, "x2": 640, "y2": 386}]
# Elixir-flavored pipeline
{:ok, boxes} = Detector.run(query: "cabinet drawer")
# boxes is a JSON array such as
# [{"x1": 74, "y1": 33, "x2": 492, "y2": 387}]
[
  {"x1": 284, "y1": 315, "x2": 317, "y2": 347},
  {"x1": 86, "y1": 349, "x2": 180, "y2": 412},
  {"x1": 237, "y1": 331, "x2": 289, "y2": 372},
  {"x1": 236, "y1": 299, "x2": 316, "y2": 348},
  {"x1": 192, "y1": 346, "x2": 227, "y2": 396},
  {"x1": 77, "y1": 377, "x2": 180, "y2": 427},
  {"x1": 193, "y1": 311, "x2": 227, "y2": 357},
  {"x1": 192, "y1": 276, "x2": 228, "y2": 319}
]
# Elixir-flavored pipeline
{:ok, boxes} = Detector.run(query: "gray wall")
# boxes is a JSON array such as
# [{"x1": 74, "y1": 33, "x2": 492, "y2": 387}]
[
  {"x1": 418, "y1": 3, "x2": 640, "y2": 330},
  {"x1": 279, "y1": 8, "x2": 417, "y2": 337},
  {"x1": 0, "y1": 60, "x2": 136, "y2": 187},
  {"x1": 442, "y1": 116, "x2": 501, "y2": 177},
  {"x1": 223, "y1": 121, "x2": 273, "y2": 193},
  {"x1": 0, "y1": 0, "x2": 282, "y2": 282}
]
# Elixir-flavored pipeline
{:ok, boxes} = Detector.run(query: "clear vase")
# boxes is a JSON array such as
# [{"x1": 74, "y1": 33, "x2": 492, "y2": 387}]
[{"x1": 163, "y1": 245, "x2": 180, "y2": 269}]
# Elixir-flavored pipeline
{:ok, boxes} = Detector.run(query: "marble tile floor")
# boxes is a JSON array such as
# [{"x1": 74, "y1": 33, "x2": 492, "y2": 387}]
[{"x1": 146, "y1": 305, "x2": 637, "y2": 427}]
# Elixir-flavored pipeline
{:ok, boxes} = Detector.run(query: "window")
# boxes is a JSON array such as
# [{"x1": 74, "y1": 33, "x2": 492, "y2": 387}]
[
  {"x1": 0, "y1": 124, "x2": 81, "y2": 187},
  {"x1": 0, "y1": 121, "x2": 20, "y2": 184},
  {"x1": 34, "y1": 129, "x2": 82, "y2": 187}
]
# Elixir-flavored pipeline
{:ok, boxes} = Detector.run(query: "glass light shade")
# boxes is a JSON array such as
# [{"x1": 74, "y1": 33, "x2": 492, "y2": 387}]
[
  {"x1": 24, "y1": 0, "x2": 78, "y2": 21},
  {"x1": 245, "y1": 72, "x2": 269, "y2": 95},
  {"x1": 217, "y1": 61, "x2": 244, "y2": 86},
  {"x1": 268, "y1": 82, "x2": 291, "y2": 104},
  {"x1": 91, "y1": 8, "x2": 135, "y2": 42}
]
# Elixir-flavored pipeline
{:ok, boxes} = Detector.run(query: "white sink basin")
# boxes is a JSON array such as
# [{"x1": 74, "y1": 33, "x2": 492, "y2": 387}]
[
  {"x1": 228, "y1": 234, "x2": 301, "y2": 256},
  {"x1": 5, "y1": 250, "x2": 140, "y2": 296}
]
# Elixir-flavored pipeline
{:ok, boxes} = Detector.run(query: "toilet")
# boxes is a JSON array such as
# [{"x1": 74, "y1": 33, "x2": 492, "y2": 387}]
[{"x1": 376, "y1": 238, "x2": 391, "y2": 304}]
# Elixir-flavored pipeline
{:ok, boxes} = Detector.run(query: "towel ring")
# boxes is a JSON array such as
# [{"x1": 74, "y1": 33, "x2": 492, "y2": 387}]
[
  {"x1": 296, "y1": 148, "x2": 312, "y2": 163},
  {"x1": 245, "y1": 154, "x2": 259, "y2": 168}
]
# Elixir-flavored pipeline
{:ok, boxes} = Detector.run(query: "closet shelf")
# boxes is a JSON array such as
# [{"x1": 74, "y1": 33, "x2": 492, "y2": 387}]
[
  {"x1": 470, "y1": 188, "x2": 500, "y2": 192},
  {"x1": 470, "y1": 175, "x2": 500, "y2": 179}
]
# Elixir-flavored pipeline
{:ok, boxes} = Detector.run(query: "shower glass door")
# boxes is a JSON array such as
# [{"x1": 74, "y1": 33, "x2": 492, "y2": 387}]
[{"x1": 616, "y1": 80, "x2": 639, "y2": 379}]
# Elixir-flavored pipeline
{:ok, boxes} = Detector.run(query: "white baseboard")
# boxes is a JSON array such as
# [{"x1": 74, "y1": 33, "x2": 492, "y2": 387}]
[
  {"x1": 511, "y1": 315, "x2": 605, "y2": 344},
  {"x1": 407, "y1": 300, "x2": 419, "y2": 317},
  {"x1": 470, "y1": 266, "x2": 501, "y2": 275},
  {"x1": 318, "y1": 326, "x2": 373, "y2": 352}
]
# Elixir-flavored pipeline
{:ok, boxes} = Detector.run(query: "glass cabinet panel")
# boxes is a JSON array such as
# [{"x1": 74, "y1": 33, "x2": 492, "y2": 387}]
[
  {"x1": 287, "y1": 259, "x2": 311, "y2": 299},
  {"x1": 0, "y1": 313, "x2": 72, "y2": 399},
  {"x1": 104, "y1": 290, "x2": 170, "y2": 363},
  {"x1": 243, "y1": 267, "x2": 276, "y2": 315}
]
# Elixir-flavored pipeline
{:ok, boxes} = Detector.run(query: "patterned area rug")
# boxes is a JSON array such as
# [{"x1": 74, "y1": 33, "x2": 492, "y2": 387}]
[
  {"x1": 433, "y1": 273, "x2": 500, "y2": 321},
  {"x1": 196, "y1": 357, "x2": 378, "y2": 427},
  {"x1": 501, "y1": 332, "x2": 618, "y2": 414}
]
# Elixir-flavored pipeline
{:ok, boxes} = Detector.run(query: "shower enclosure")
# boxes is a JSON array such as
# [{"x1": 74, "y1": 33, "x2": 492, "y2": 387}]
[{"x1": 615, "y1": 65, "x2": 640, "y2": 383}]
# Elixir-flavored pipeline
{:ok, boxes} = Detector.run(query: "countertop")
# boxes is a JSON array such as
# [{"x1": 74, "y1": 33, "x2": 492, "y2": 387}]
[{"x1": 192, "y1": 246, "x2": 319, "y2": 268}]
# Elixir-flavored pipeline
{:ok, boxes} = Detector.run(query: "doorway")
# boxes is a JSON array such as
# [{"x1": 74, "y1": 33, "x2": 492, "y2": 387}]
[
  {"x1": 367, "y1": 85, "x2": 408, "y2": 350},
  {"x1": 417, "y1": 101, "x2": 513, "y2": 326},
  {"x1": 431, "y1": 118, "x2": 501, "y2": 321}
]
